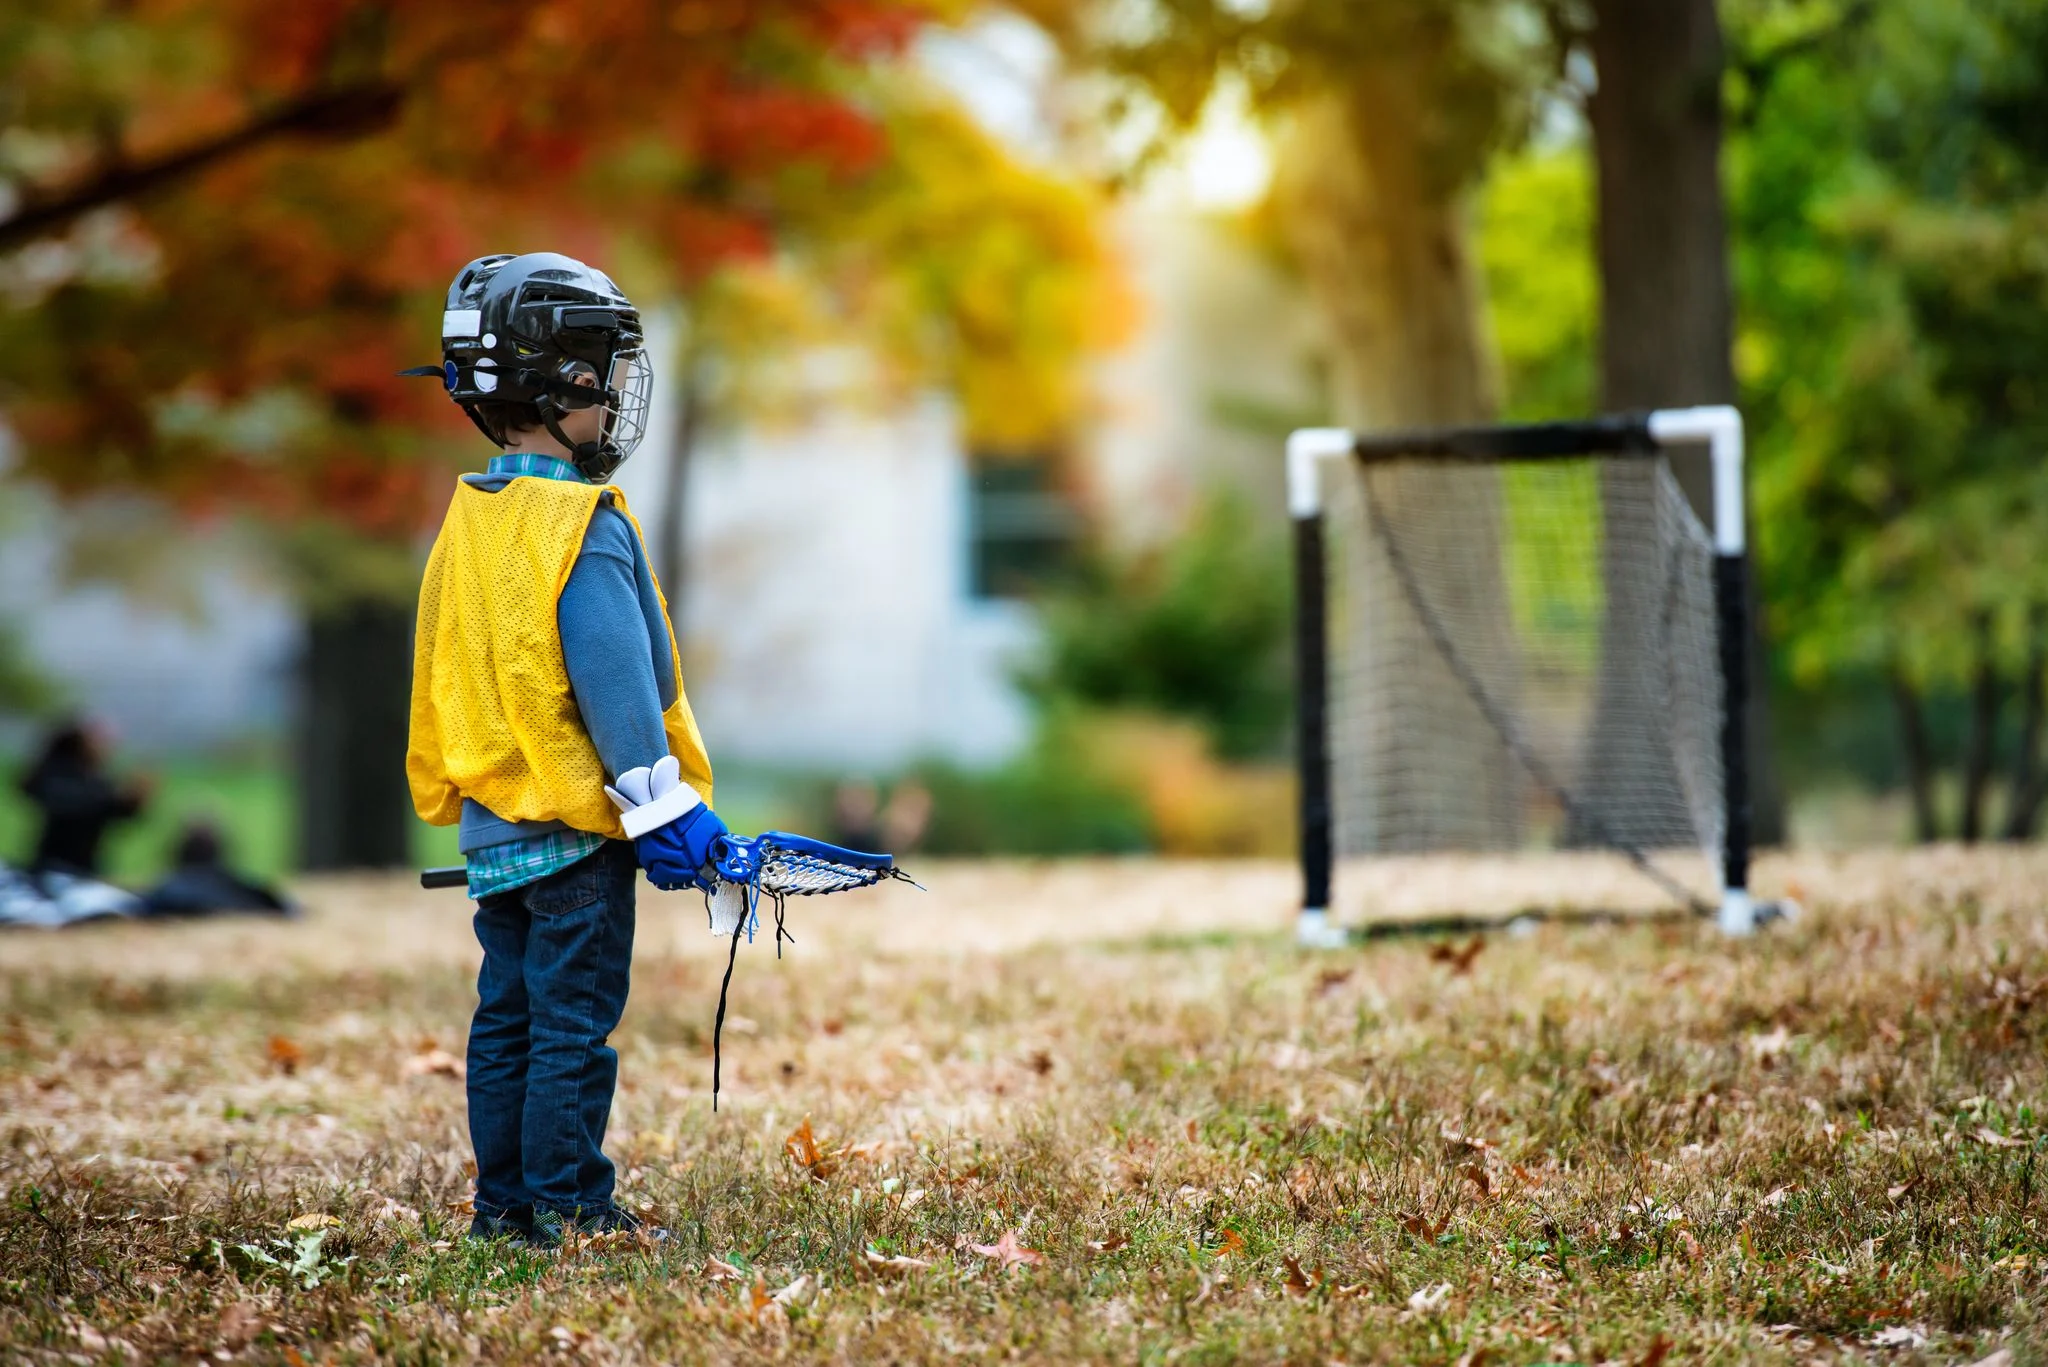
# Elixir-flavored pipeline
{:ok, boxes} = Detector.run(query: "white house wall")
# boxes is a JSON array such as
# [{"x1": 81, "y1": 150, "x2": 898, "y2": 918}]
[{"x1": 612, "y1": 394, "x2": 1035, "y2": 773}]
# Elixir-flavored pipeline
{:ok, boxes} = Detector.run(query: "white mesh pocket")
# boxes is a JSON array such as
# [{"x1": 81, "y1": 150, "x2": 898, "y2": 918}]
[{"x1": 708, "y1": 880, "x2": 750, "y2": 938}]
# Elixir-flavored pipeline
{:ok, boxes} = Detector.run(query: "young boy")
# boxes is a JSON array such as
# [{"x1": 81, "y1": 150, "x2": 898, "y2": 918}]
[{"x1": 405, "y1": 252, "x2": 728, "y2": 1247}]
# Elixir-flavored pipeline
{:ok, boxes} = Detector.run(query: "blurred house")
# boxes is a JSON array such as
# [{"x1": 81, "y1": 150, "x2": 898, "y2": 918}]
[
  {"x1": 618, "y1": 382, "x2": 1040, "y2": 771},
  {"x1": 0, "y1": 474, "x2": 297, "y2": 759}
]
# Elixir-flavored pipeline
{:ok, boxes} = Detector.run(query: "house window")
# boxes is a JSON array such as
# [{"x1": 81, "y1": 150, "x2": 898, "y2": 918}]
[{"x1": 967, "y1": 456, "x2": 1079, "y2": 600}]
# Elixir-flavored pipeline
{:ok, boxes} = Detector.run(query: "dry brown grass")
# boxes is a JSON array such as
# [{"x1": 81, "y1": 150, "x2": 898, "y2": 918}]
[{"x1": 2, "y1": 848, "x2": 2045, "y2": 1364}]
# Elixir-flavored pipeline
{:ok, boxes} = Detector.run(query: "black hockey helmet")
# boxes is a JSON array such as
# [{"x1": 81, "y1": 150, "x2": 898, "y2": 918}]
[{"x1": 403, "y1": 252, "x2": 652, "y2": 482}]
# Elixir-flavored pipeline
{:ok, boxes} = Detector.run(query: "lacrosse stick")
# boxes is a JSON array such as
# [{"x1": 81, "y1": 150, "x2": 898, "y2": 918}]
[{"x1": 419, "y1": 830, "x2": 916, "y2": 1108}]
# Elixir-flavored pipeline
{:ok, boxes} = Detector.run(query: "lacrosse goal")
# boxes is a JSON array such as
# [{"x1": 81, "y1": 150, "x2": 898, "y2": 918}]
[{"x1": 1288, "y1": 406, "x2": 1763, "y2": 942}]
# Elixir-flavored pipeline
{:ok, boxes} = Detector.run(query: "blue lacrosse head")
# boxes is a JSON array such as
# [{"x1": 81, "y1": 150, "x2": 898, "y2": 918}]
[{"x1": 710, "y1": 834, "x2": 759, "y2": 885}]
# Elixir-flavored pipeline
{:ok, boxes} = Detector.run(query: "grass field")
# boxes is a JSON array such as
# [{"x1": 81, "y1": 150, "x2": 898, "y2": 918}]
[{"x1": 1, "y1": 848, "x2": 2044, "y2": 1364}]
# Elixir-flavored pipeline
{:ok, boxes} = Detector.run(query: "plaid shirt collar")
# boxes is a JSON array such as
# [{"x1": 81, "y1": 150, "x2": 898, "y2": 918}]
[{"x1": 487, "y1": 453, "x2": 586, "y2": 483}]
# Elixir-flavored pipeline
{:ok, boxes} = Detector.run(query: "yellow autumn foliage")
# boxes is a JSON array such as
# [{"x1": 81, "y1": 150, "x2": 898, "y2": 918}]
[{"x1": 1075, "y1": 711, "x2": 1294, "y2": 857}]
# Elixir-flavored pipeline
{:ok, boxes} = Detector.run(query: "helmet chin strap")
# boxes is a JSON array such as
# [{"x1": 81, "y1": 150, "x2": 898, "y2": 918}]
[{"x1": 533, "y1": 393, "x2": 619, "y2": 481}]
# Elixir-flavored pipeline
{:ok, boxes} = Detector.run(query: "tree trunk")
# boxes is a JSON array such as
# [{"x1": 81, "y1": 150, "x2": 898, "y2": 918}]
[
  {"x1": 654, "y1": 345, "x2": 705, "y2": 638},
  {"x1": 297, "y1": 597, "x2": 413, "y2": 870},
  {"x1": 1586, "y1": 0, "x2": 1787, "y2": 850},
  {"x1": 2002, "y1": 603, "x2": 2046, "y2": 840},
  {"x1": 1959, "y1": 610, "x2": 1999, "y2": 843},
  {"x1": 1888, "y1": 664, "x2": 1940, "y2": 844},
  {"x1": 1274, "y1": 78, "x2": 1519, "y2": 854}
]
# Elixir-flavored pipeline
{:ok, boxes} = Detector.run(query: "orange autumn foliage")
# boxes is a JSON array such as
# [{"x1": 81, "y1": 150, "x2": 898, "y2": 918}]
[{"x1": 0, "y1": 1, "x2": 958, "y2": 536}]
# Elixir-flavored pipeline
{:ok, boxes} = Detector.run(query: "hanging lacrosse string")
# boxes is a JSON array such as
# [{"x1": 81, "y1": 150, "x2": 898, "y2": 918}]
[{"x1": 698, "y1": 831, "x2": 919, "y2": 1110}]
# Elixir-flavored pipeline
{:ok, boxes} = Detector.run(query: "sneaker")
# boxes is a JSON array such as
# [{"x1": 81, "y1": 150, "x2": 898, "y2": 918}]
[
  {"x1": 529, "y1": 1204, "x2": 668, "y2": 1250},
  {"x1": 466, "y1": 1205, "x2": 535, "y2": 1244}
]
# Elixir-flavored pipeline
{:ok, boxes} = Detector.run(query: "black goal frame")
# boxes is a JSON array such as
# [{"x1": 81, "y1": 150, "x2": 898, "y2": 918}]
[{"x1": 1287, "y1": 406, "x2": 1757, "y2": 941}]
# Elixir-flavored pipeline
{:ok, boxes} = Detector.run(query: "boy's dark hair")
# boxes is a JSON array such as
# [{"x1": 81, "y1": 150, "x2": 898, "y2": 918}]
[{"x1": 471, "y1": 399, "x2": 543, "y2": 445}]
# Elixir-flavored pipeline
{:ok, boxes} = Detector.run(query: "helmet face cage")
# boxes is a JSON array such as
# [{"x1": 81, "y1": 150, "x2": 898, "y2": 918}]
[{"x1": 600, "y1": 345, "x2": 652, "y2": 467}]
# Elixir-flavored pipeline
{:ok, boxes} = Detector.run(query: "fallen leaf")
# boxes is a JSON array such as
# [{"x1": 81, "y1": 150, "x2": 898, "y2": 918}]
[
  {"x1": 402, "y1": 1047, "x2": 465, "y2": 1080},
  {"x1": 1087, "y1": 1233, "x2": 1129, "y2": 1255},
  {"x1": 1406, "y1": 1282, "x2": 1452, "y2": 1313},
  {"x1": 1868, "y1": 1325, "x2": 1928, "y2": 1348},
  {"x1": 1401, "y1": 1211, "x2": 1448, "y2": 1241},
  {"x1": 772, "y1": 1274, "x2": 816, "y2": 1308},
  {"x1": 1185, "y1": 1118, "x2": 1199, "y2": 1142},
  {"x1": 283, "y1": 1347, "x2": 308, "y2": 1367},
  {"x1": 1314, "y1": 967, "x2": 1354, "y2": 996},
  {"x1": 68, "y1": 1319, "x2": 132, "y2": 1357},
  {"x1": 371, "y1": 1196, "x2": 420, "y2": 1224},
  {"x1": 1459, "y1": 1162, "x2": 1490, "y2": 1198},
  {"x1": 216, "y1": 1300, "x2": 264, "y2": 1351},
  {"x1": 1281, "y1": 1255, "x2": 1320, "y2": 1297},
  {"x1": 1287, "y1": 1164, "x2": 1318, "y2": 1215},
  {"x1": 1639, "y1": 1335, "x2": 1673, "y2": 1367},
  {"x1": 1761, "y1": 1185, "x2": 1796, "y2": 1208},
  {"x1": 1026, "y1": 1049, "x2": 1054, "y2": 1076},
  {"x1": 747, "y1": 1275, "x2": 775, "y2": 1321},
  {"x1": 1212, "y1": 1228, "x2": 1246, "y2": 1258},
  {"x1": 1969, "y1": 1350, "x2": 2014, "y2": 1367},
  {"x1": 1678, "y1": 1228, "x2": 1704, "y2": 1263},
  {"x1": 1887, "y1": 1175, "x2": 1923, "y2": 1201},
  {"x1": 1439, "y1": 1128, "x2": 1493, "y2": 1154},
  {"x1": 286, "y1": 1212, "x2": 339, "y2": 1231},
  {"x1": 784, "y1": 1117, "x2": 841, "y2": 1180},
  {"x1": 267, "y1": 1035, "x2": 304, "y2": 1075},
  {"x1": 703, "y1": 1257, "x2": 746, "y2": 1282},
  {"x1": 861, "y1": 1249, "x2": 932, "y2": 1277},
  {"x1": 1429, "y1": 936, "x2": 1486, "y2": 974},
  {"x1": 1973, "y1": 1128, "x2": 2026, "y2": 1149},
  {"x1": 969, "y1": 1228, "x2": 1044, "y2": 1271}
]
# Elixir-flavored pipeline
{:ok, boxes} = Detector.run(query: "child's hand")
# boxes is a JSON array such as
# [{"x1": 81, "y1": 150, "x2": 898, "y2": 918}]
[{"x1": 606, "y1": 757, "x2": 730, "y2": 891}]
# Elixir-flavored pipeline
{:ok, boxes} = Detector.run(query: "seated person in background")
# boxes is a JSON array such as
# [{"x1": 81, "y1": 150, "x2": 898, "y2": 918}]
[
  {"x1": 141, "y1": 822, "x2": 294, "y2": 918},
  {"x1": 882, "y1": 779, "x2": 932, "y2": 853},
  {"x1": 830, "y1": 779, "x2": 883, "y2": 852},
  {"x1": 19, "y1": 717, "x2": 149, "y2": 879}
]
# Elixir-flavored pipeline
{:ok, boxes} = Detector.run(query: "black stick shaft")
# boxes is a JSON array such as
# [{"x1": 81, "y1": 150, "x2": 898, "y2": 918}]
[
  {"x1": 1293, "y1": 513, "x2": 1333, "y2": 914},
  {"x1": 420, "y1": 866, "x2": 466, "y2": 890}
]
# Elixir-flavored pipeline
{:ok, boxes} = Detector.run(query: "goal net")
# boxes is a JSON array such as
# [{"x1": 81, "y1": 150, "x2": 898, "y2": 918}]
[{"x1": 1289, "y1": 411, "x2": 1755, "y2": 935}]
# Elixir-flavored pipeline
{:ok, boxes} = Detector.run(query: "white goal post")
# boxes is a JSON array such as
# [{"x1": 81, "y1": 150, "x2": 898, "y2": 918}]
[{"x1": 1287, "y1": 406, "x2": 1761, "y2": 944}]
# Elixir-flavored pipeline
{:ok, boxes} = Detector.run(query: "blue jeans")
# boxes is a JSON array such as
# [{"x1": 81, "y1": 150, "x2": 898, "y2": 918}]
[{"x1": 466, "y1": 840, "x2": 636, "y2": 1220}]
